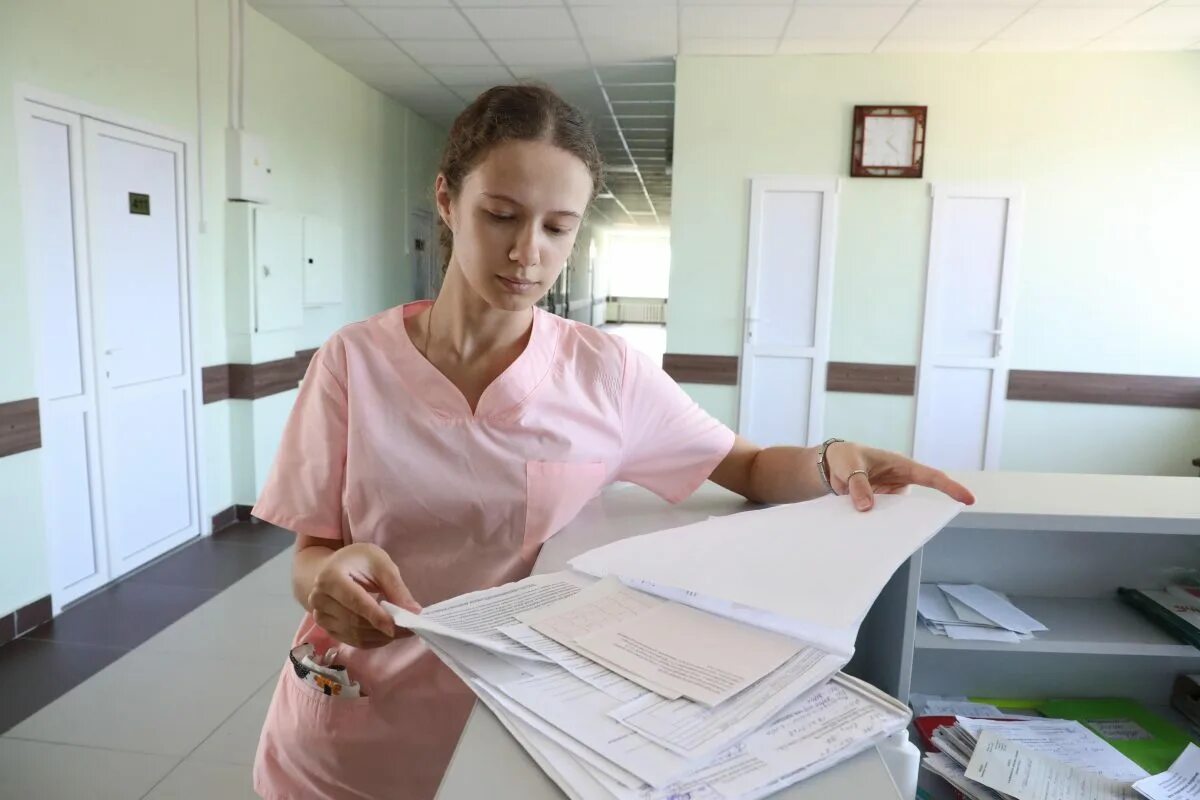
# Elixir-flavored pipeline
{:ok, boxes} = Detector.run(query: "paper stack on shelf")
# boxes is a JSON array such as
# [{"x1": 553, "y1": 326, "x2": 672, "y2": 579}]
[
  {"x1": 388, "y1": 493, "x2": 966, "y2": 800},
  {"x1": 917, "y1": 583, "x2": 1047, "y2": 644},
  {"x1": 919, "y1": 715, "x2": 1170, "y2": 800}
]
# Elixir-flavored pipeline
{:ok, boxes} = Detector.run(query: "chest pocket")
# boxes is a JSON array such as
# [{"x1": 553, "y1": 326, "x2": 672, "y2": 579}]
[{"x1": 523, "y1": 461, "x2": 609, "y2": 560}]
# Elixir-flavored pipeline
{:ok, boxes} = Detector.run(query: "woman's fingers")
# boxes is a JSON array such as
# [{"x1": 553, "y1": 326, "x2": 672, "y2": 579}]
[
  {"x1": 364, "y1": 547, "x2": 422, "y2": 614},
  {"x1": 316, "y1": 573, "x2": 395, "y2": 636},
  {"x1": 313, "y1": 603, "x2": 399, "y2": 648},
  {"x1": 847, "y1": 469, "x2": 875, "y2": 512},
  {"x1": 905, "y1": 462, "x2": 976, "y2": 505}
]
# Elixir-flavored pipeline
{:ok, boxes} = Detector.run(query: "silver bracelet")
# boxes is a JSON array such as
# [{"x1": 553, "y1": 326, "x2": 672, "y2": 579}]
[{"x1": 817, "y1": 438, "x2": 844, "y2": 495}]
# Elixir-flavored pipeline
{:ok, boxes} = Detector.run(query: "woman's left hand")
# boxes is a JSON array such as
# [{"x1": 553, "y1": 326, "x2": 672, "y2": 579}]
[{"x1": 824, "y1": 442, "x2": 976, "y2": 512}]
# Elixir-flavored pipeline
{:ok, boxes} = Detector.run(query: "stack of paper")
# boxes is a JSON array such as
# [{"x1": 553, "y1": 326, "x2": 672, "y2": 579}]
[
  {"x1": 387, "y1": 493, "x2": 968, "y2": 799},
  {"x1": 917, "y1": 716, "x2": 1200, "y2": 800},
  {"x1": 917, "y1": 583, "x2": 1047, "y2": 644}
]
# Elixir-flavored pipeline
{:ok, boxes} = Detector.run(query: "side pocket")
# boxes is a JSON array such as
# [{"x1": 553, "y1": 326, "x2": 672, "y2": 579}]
[{"x1": 523, "y1": 461, "x2": 609, "y2": 560}]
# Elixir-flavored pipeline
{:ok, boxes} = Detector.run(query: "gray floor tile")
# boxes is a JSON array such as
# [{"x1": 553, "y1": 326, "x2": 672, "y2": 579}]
[
  {"x1": 0, "y1": 738, "x2": 177, "y2": 800},
  {"x1": 189, "y1": 676, "x2": 276, "y2": 766},
  {"x1": 142, "y1": 758, "x2": 259, "y2": 800},
  {"x1": 139, "y1": 587, "x2": 300, "y2": 677},
  {"x1": 226, "y1": 552, "x2": 296, "y2": 598},
  {"x1": 0, "y1": 638, "x2": 126, "y2": 734},
  {"x1": 5, "y1": 647, "x2": 261, "y2": 757}
]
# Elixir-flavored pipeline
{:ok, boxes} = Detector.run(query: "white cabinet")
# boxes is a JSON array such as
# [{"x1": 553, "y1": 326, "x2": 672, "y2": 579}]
[
  {"x1": 253, "y1": 207, "x2": 303, "y2": 332},
  {"x1": 228, "y1": 203, "x2": 342, "y2": 338},
  {"x1": 849, "y1": 472, "x2": 1200, "y2": 713},
  {"x1": 303, "y1": 215, "x2": 343, "y2": 307}
]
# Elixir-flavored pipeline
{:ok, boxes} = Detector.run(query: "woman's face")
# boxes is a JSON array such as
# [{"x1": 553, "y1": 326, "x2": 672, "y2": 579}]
[{"x1": 437, "y1": 138, "x2": 594, "y2": 312}]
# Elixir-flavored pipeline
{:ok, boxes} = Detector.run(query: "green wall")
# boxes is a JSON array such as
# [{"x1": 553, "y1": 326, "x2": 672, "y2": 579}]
[
  {"x1": 669, "y1": 53, "x2": 1200, "y2": 475},
  {"x1": 0, "y1": 0, "x2": 444, "y2": 617}
]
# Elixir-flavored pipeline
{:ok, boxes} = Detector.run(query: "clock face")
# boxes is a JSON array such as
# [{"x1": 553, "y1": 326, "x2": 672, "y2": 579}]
[{"x1": 862, "y1": 116, "x2": 916, "y2": 168}]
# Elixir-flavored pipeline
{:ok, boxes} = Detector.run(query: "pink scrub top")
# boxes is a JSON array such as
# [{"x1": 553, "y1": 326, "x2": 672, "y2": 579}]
[{"x1": 251, "y1": 300, "x2": 735, "y2": 800}]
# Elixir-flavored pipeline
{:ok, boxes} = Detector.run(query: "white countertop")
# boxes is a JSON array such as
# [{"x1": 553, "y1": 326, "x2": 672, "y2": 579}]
[{"x1": 931, "y1": 470, "x2": 1200, "y2": 532}]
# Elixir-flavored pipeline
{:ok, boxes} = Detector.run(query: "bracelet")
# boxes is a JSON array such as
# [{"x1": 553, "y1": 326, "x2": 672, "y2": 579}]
[{"x1": 817, "y1": 438, "x2": 844, "y2": 496}]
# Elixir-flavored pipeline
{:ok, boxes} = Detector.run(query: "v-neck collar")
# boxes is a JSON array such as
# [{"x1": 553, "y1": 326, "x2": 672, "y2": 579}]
[{"x1": 392, "y1": 300, "x2": 560, "y2": 421}]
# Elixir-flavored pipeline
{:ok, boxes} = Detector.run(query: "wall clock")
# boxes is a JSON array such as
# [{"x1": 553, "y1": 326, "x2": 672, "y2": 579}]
[{"x1": 851, "y1": 105, "x2": 927, "y2": 178}]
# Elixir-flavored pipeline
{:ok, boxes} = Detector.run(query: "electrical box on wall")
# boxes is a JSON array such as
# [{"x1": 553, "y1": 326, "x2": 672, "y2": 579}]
[{"x1": 226, "y1": 128, "x2": 272, "y2": 203}]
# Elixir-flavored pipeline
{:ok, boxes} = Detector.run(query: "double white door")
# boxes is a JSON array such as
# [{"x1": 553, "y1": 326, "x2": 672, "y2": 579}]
[{"x1": 21, "y1": 100, "x2": 200, "y2": 609}]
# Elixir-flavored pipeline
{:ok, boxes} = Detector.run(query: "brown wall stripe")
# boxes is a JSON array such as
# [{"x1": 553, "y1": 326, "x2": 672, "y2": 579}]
[
  {"x1": 661, "y1": 354, "x2": 1200, "y2": 411},
  {"x1": 295, "y1": 348, "x2": 318, "y2": 374},
  {"x1": 202, "y1": 364, "x2": 231, "y2": 404},
  {"x1": 1007, "y1": 370, "x2": 1200, "y2": 410},
  {"x1": 0, "y1": 398, "x2": 41, "y2": 458},
  {"x1": 827, "y1": 362, "x2": 916, "y2": 395},
  {"x1": 202, "y1": 348, "x2": 321, "y2": 405},
  {"x1": 662, "y1": 354, "x2": 739, "y2": 385},
  {"x1": 196, "y1": 351, "x2": 1200, "y2": 411}
]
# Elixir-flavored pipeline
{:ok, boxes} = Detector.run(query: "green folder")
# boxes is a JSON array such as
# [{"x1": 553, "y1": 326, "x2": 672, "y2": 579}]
[{"x1": 1034, "y1": 698, "x2": 1195, "y2": 774}]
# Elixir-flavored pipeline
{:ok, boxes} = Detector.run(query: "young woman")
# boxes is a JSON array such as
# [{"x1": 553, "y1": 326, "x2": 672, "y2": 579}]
[{"x1": 251, "y1": 85, "x2": 974, "y2": 800}]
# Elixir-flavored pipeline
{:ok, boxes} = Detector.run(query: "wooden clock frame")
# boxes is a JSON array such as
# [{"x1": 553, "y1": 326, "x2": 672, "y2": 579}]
[{"x1": 851, "y1": 105, "x2": 928, "y2": 179}]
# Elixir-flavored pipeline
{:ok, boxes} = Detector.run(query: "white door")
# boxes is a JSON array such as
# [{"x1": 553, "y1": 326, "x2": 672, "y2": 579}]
[
  {"x1": 738, "y1": 177, "x2": 839, "y2": 446},
  {"x1": 913, "y1": 183, "x2": 1023, "y2": 470},
  {"x1": 410, "y1": 209, "x2": 438, "y2": 300},
  {"x1": 84, "y1": 118, "x2": 200, "y2": 577},
  {"x1": 20, "y1": 104, "x2": 112, "y2": 608}
]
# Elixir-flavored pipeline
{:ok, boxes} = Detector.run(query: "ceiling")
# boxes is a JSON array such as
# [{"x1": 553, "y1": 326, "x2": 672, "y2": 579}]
[{"x1": 249, "y1": 0, "x2": 1200, "y2": 226}]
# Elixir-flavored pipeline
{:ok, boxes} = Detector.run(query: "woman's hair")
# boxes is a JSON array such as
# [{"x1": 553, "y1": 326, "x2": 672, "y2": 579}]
[{"x1": 436, "y1": 84, "x2": 604, "y2": 268}]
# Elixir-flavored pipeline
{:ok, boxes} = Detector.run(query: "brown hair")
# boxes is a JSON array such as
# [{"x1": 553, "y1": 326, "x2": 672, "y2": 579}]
[{"x1": 436, "y1": 84, "x2": 604, "y2": 268}]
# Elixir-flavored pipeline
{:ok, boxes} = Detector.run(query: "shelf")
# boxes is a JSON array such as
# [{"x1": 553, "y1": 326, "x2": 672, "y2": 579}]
[
  {"x1": 912, "y1": 472, "x2": 1200, "y2": 534},
  {"x1": 914, "y1": 596, "x2": 1200, "y2": 657}
]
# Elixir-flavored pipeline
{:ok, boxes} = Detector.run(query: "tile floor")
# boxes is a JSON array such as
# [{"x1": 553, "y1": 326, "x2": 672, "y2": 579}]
[{"x1": 0, "y1": 525, "x2": 297, "y2": 799}]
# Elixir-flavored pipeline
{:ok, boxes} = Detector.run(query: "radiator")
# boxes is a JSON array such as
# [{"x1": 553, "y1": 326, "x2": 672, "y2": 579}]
[{"x1": 608, "y1": 299, "x2": 667, "y2": 324}]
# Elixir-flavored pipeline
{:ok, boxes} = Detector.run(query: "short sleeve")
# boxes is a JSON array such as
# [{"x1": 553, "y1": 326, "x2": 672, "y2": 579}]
[
  {"x1": 616, "y1": 344, "x2": 736, "y2": 504},
  {"x1": 251, "y1": 338, "x2": 348, "y2": 540}
]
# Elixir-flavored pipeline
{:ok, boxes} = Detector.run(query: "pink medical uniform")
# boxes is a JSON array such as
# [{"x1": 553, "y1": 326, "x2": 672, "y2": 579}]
[{"x1": 251, "y1": 300, "x2": 735, "y2": 800}]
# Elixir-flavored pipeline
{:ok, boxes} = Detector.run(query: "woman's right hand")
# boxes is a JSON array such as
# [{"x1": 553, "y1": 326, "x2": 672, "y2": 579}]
[{"x1": 307, "y1": 543, "x2": 421, "y2": 649}]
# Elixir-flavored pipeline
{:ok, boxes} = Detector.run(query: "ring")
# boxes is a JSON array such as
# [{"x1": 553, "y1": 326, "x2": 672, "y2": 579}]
[{"x1": 847, "y1": 469, "x2": 870, "y2": 481}]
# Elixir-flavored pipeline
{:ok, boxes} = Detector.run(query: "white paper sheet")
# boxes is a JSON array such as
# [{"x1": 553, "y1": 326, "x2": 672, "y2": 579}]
[
  {"x1": 956, "y1": 718, "x2": 1149, "y2": 782},
  {"x1": 472, "y1": 675, "x2": 647, "y2": 791},
  {"x1": 965, "y1": 729, "x2": 1139, "y2": 800},
  {"x1": 922, "y1": 752, "x2": 1008, "y2": 800},
  {"x1": 568, "y1": 493, "x2": 964, "y2": 656},
  {"x1": 424, "y1": 637, "x2": 646, "y2": 791},
  {"x1": 946, "y1": 593, "x2": 1006, "y2": 627},
  {"x1": 574, "y1": 601, "x2": 802, "y2": 706},
  {"x1": 484, "y1": 697, "x2": 635, "y2": 800},
  {"x1": 569, "y1": 641, "x2": 684, "y2": 700},
  {"x1": 942, "y1": 624, "x2": 1023, "y2": 643},
  {"x1": 640, "y1": 676, "x2": 910, "y2": 800},
  {"x1": 498, "y1": 622, "x2": 649, "y2": 703},
  {"x1": 606, "y1": 647, "x2": 845, "y2": 760},
  {"x1": 1134, "y1": 744, "x2": 1200, "y2": 800},
  {"x1": 918, "y1": 585, "x2": 966, "y2": 626},
  {"x1": 497, "y1": 669, "x2": 695, "y2": 788},
  {"x1": 938, "y1": 584, "x2": 1048, "y2": 635},
  {"x1": 385, "y1": 572, "x2": 594, "y2": 660},
  {"x1": 923, "y1": 699, "x2": 1007, "y2": 718},
  {"x1": 518, "y1": 576, "x2": 663, "y2": 631},
  {"x1": 518, "y1": 577, "x2": 682, "y2": 699}
]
